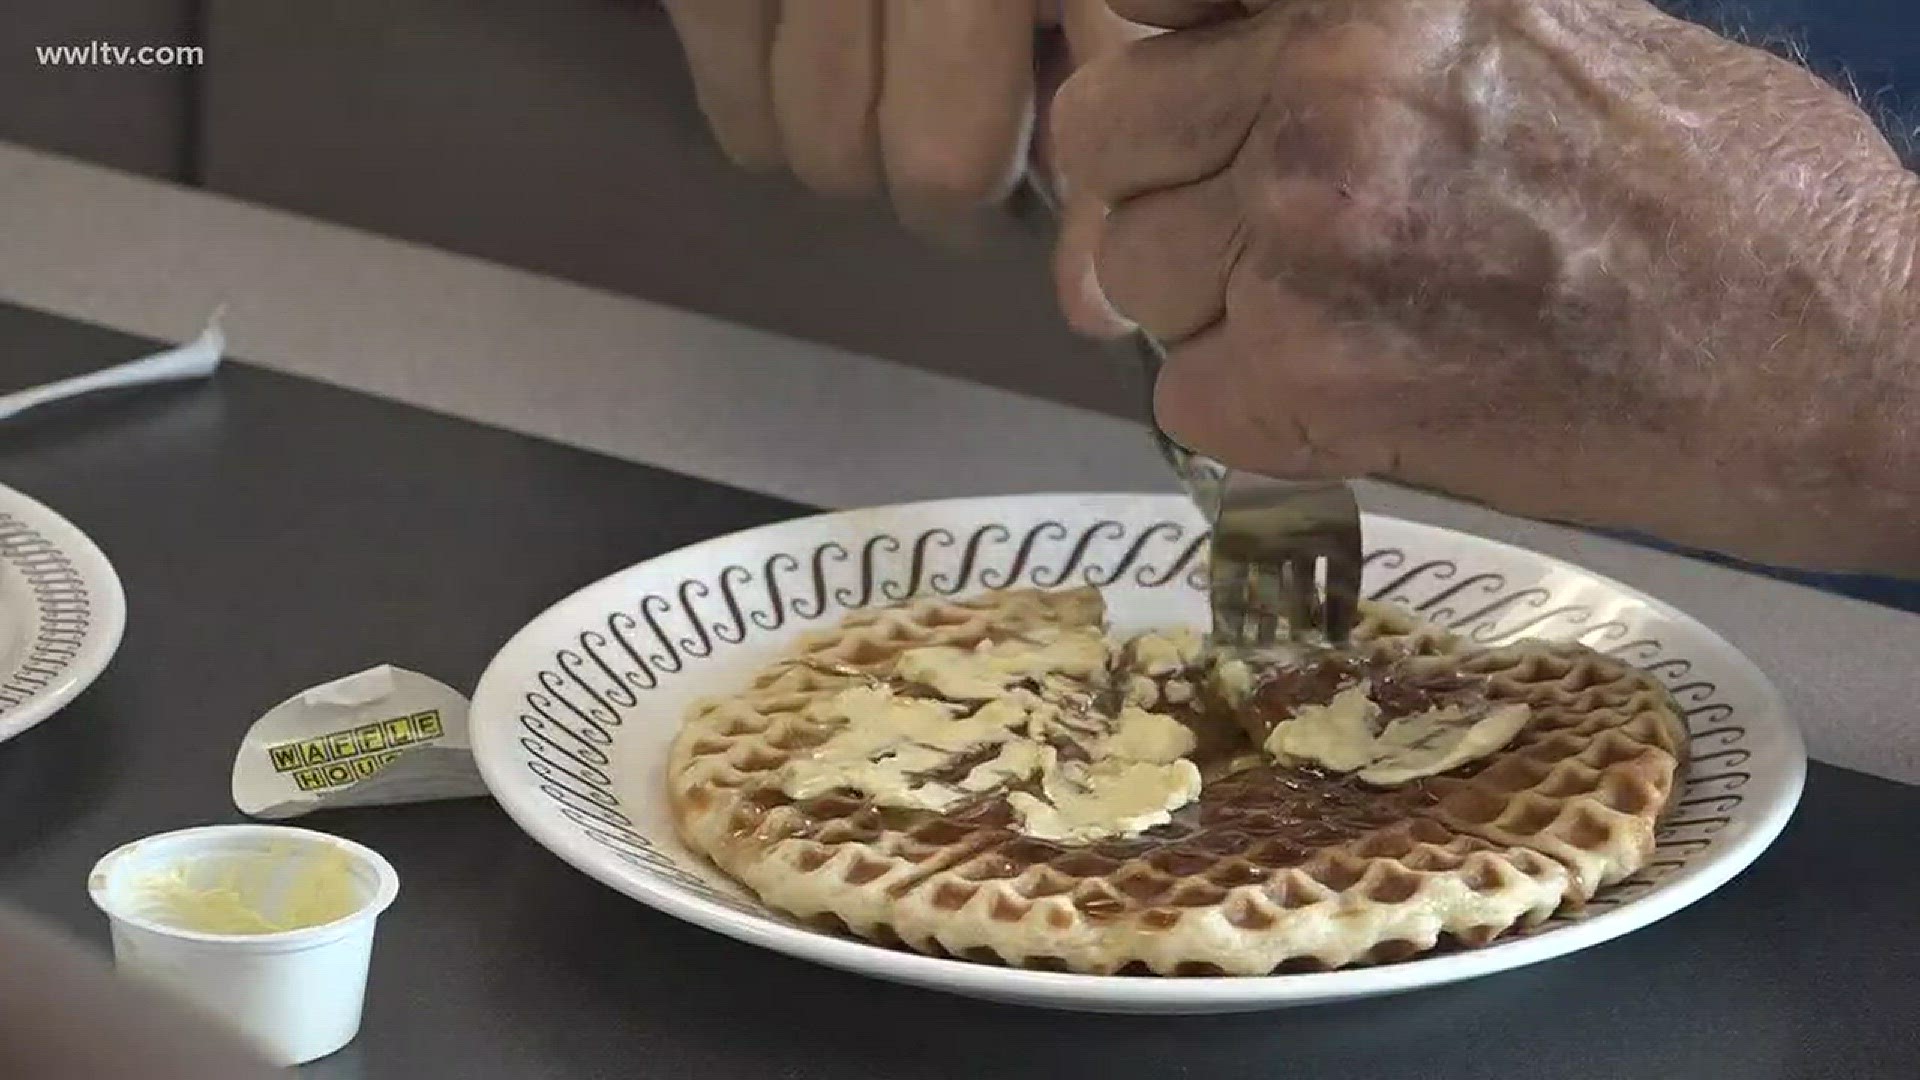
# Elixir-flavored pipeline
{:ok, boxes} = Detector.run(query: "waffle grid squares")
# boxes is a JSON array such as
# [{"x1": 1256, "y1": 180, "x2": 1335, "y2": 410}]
[{"x1": 669, "y1": 587, "x2": 1684, "y2": 975}]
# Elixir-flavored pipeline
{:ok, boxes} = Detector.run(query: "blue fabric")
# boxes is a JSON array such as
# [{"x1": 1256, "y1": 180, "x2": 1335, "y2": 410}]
[
  {"x1": 1599, "y1": 530, "x2": 1920, "y2": 614},
  {"x1": 1772, "y1": 569, "x2": 1920, "y2": 612},
  {"x1": 1672, "y1": 1, "x2": 1920, "y2": 126}
]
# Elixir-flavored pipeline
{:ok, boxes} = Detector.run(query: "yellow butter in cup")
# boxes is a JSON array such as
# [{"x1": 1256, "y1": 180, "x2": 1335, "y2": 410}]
[{"x1": 128, "y1": 841, "x2": 364, "y2": 935}]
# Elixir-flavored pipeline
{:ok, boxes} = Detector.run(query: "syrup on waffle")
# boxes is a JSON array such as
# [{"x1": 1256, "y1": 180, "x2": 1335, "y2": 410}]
[{"x1": 669, "y1": 587, "x2": 1686, "y2": 975}]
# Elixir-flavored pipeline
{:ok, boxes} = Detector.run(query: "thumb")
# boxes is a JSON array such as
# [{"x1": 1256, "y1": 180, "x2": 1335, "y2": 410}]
[
  {"x1": 1054, "y1": 194, "x2": 1135, "y2": 338},
  {"x1": 1105, "y1": 0, "x2": 1250, "y2": 29},
  {"x1": 1156, "y1": 321, "x2": 1395, "y2": 479},
  {"x1": 1061, "y1": 0, "x2": 1158, "y2": 61}
]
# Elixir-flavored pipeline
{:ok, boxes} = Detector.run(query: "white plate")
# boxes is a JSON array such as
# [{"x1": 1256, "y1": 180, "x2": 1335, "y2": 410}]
[
  {"x1": 0, "y1": 483, "x2": 126, "y2": 744},
  {"x1": 470, "y1": 494, "x2": 1804, "y2": 1013}
]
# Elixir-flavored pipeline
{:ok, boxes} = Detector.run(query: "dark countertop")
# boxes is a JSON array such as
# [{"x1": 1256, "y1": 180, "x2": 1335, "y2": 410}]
[{"x1": 0, "y1": 304, "x2": 1914, "y2": 1079}]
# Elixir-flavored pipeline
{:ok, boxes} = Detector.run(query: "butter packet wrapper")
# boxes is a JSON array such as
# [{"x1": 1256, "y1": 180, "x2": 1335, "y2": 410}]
[{"x1": 232, "y1": 665, "x2": 487, "y2": 820}]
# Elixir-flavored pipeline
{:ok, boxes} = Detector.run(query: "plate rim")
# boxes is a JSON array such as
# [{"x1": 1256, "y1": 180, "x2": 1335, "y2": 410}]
[
  {"x1": 471, "y1": 493, "x2": 1806, "y2": 1010},
  {"x1": 0, "y1": 482, "x2": 127, "y2": 744}
]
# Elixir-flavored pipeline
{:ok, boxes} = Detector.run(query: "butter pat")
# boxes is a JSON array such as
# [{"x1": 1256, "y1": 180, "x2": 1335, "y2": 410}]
[
  {"x1": 1263, "y1": 681, "x2": 1532, "y2": 785},
  {"x1": 1211, "y1": 657, "x2": 1257, "y2": 707},
  {"x1": 1264, "y1": 684, "x2": 1379, "y2": 773},
  {"x1": 1126, "y1": 629, "x2": 1204, "y2": 676},
  {"x1": 1361, "y1": 703, "x2": 1532, "y2": 786},
  {"x1": 1009, "y1": 756, "x2": 1203, "y2": 843},
  {"x1": 1097, "y1": 707, "x2": 1197, "y2": 764},
  {"x1": 780, "y1": 686, "x2": 1026, "y2": 810},
  {"x1": 896, "y1": 628, "x2": 1108, "y2": 700},
  {"x1": 959, "y1": 740, "x2": 1050, "y2": 792},
  {"x1": 777, "y1": 627, "x2": 1210, "y2": 842}
]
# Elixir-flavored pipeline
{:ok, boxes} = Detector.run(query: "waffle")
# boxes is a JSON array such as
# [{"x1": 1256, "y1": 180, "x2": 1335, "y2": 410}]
[{"x1": 668, "y1": 587, "x2": 1686, "y2": 975}]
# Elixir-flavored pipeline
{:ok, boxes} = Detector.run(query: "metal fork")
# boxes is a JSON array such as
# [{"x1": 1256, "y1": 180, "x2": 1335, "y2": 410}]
[
  {"x1": 1130, "y1": 333, "x2": 1362, "y2": 649},
  {"x1": 1209, "y1": 473, "x2": 1363, "y2": 649},
  {"x1": 1013, "y1": 175, "x2": 1363, "y2": 647}
]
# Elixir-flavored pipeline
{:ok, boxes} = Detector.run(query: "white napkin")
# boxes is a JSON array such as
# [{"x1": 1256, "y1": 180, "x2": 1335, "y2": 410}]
[{"x1": 0, "y1": 314, "x2": 224, "y2": 422}]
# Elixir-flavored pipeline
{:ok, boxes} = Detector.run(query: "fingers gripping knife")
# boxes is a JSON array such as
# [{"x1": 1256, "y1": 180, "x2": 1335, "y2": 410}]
[{"x1": 1018, "y1": 176, "x2": 1364, "y2": 648}]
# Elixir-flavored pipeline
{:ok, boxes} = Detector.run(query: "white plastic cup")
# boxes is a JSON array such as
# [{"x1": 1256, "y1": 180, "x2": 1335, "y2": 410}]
[{"x1": 88, "y1": 824, "x2": 400, "y2": 1066}]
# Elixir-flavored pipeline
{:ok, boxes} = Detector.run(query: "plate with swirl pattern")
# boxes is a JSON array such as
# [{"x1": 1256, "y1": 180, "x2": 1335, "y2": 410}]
[
  {"x1": 0, "y1": 483, "x2": 125, "y2": 745},
  {"x1": 469, "y1": 494, "x2": 1802, "y2": 1012}
]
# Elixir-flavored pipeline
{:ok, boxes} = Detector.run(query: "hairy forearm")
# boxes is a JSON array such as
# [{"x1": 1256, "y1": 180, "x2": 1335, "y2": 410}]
[
  {"x1": 1735, "y1": 138, "x2": 1920, "y2": 573},
  {"x1": 1825, "y1": 180, "x2": 1920, "y2": 573},
  {"x1": 1481, "y1": 0, "x2": 1920, "y2": 573},
  {"x1": 1494, "y1": 1, "x2": 1920, "y2": 572},
  {"x1": 1672, "y1": 3, "x2": 1920, "y2": 572}
]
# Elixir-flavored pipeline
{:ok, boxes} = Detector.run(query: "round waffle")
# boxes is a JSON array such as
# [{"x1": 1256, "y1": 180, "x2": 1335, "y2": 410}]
[{"x1": 668, "y1": 587, "x2": 1687, "y2": 975}]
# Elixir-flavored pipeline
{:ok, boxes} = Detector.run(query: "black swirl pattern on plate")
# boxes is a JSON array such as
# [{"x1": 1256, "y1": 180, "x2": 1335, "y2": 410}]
[
  {"x1": 0, "y1": 512, "x2": 96, "y2": 713},
  {"x1": 508, "y1": 519, "x2": 1759, "y2": 935}
]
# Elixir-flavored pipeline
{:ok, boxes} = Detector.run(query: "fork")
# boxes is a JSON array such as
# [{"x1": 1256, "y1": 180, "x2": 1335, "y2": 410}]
[
  {"x1": 1209, "y1": 473, "x2": 1363, "y2": 649},
  {"x1": 1130, "y1": 334, "x2": 1362, "y2": 649},
  {"x1": 1012, "y1": 175, "x2": 1363, "y2": 648}
]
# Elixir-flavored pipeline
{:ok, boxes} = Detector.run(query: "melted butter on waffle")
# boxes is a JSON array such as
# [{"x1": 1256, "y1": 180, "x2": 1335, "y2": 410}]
[
  {"x1": 774, "y1": 626, "x2": 1205, "y2": 842},
  {"x1": 894, "y1": 628, "x2": 1108, "y2": 699},
  {"x1": 1218, "y1": 650, "x2": 1534, "y2": 786},
  {"x1": 1007, "y1": 755, "x2": 1201, "y2": 843},
  {"x1": 1258, "y1": 678, "x2": 1533, "y2": 786},
  {"x1": 779, "y1": 687, "x2": 1026, "y2": 811}
]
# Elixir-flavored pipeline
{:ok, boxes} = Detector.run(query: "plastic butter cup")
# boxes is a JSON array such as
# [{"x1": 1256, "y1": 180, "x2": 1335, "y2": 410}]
[{"x1": 88, "y1": 824, "x2": 400, "y2": 1067}]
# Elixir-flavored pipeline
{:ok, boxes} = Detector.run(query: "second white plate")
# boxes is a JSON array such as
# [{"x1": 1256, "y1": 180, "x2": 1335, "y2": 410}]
[{"x1": 0, "y1": 483, "x2": 126, "y2": 745}]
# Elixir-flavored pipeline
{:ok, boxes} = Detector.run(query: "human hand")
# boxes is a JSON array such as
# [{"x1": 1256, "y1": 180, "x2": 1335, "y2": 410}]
[
  {"x1": 661, "y1": 0, "x2": 1145, "y2": 255},
  {"x1": 1055, "y1": 0, "x2": 1920, "y2": 571}
]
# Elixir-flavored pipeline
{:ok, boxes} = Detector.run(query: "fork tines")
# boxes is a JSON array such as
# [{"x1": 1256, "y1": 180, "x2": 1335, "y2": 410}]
[{"x1": 1209, "y1": 476, "x2": 1363, "y2": 650}]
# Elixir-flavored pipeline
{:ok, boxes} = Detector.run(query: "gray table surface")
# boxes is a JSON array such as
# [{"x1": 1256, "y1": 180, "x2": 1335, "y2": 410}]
[{"x1": 0, "y1": 303, "x2": 1914, "y2": 1079}]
